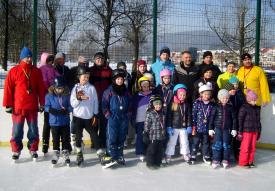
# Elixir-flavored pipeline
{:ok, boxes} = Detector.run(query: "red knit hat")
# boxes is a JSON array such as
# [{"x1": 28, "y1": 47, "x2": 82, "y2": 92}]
[{"x1": 137, "y1": 60, "x2": 147, "y2": 67}]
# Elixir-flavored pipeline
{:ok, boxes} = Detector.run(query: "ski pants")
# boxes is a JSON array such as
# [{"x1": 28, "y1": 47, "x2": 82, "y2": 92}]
[
  {"x1": 239, "y1": 132, "x2": 258, "y2": 166},
  {"x1": 212, "y1": 128, "x2": 231, "y2": 162}
]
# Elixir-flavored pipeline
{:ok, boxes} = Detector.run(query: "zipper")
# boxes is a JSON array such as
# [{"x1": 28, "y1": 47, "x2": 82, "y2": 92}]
[{"x1": 222, "y1": 105, "x2": 225, "y2": 129}]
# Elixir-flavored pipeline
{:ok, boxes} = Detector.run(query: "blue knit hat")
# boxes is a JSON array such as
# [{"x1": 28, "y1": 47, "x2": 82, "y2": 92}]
[
  {"x1": 19, "y1": 47, "x2": 32, "y2": 60},
  {"x1": 229, "y1": 76, "x2": 239, "y2": 84}
]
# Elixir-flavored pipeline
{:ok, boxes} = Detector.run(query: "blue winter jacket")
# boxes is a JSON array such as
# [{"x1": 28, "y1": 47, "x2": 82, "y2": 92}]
[
  {"x1": 45, "y1": 86, "x2": 72, "y2": 127},
  {"x1": 102, "y1": 85, "x2": 131, "y2": 120},
  {"x1": 151, "y1": 57, "x2": 175, "y2": 85}
]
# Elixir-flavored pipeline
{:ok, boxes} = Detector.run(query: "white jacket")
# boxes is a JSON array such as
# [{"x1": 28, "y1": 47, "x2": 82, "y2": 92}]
[{"x1": 70, "y1": 83, "x2": 98, "y2": 119}]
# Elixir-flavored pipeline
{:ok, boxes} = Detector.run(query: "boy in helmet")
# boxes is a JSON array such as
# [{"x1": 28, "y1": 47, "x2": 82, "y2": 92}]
[
  {"x1": 45, "y1": 76, "x2": 72, "y2": 166},
  {"x1": 132, "y1": 76, "x2": 152, "y2": 162},
  {"x1": 101, "y1": 69, "x2": 131, "y2": 167},
  {"x1": 70, "y1": 66, "x2": 102, "y2": 166}
]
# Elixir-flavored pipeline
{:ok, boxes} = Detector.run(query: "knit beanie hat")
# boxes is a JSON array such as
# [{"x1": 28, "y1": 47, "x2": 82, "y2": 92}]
[
  {"x1": 228, "y1": 76, "x2": 239, "y2": 84},
  {"x1": 55, "y1": 52, "x2": 65, "y2": 60},
  {"x1": 223, "y1": 82, "x2": 234, "y2": 91},
  {"x1": 160, "y1": 46, "x2": 170, "y2": 56},
  {"x1": 198, "y1": 82, "x2": 212, "y2": 93},
  {"x1": 241, "y1": 53, "x2": 252, "y2": 60},
  {"x1": 218, "y1": 89, "x2": 230, "y2": 101},
  {"x1": 78, "y1": 56, "x2": 89, "y2": 64},
  {"x1": 137, "y1": 59, "x2": 147, "y2": 67},
  {"x1": 94, "y1": 52, "x2": 105, "y2": 59},
  {"x1": 117, "y1": 61, "x2": 126, "y2": 69},
  {"x1": 20, "y1": 47, "x2": 32, "y2": 60},
  {"x1": 246, "y1": 89, "x2": 258, "y2": 102},
  {"x1": 203, "y1": 51, "x2": 213, "y2": 59}
]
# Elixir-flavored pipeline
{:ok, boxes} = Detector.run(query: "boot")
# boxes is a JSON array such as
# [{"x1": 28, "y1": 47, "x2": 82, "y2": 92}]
[
  {"x1": 51, "y1": 150, "x2": 60, "y2": 165},
  {"x1": 62, "y1": 150, "x2": 70, "y2": 166}
]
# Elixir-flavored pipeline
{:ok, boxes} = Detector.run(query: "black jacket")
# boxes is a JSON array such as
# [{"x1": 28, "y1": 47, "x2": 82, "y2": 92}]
[
  {"x1": 209, "y1": 103, "x2": 237, "y2": 131},
  {"x1": 166, "y1": 102, "x2": 192, "y2": 129},
  {"x1": 55, "y1": 64, "x2": 73, "y2": 90},
  {"x1": 174, "y1": 62, "x2": 200, "y2": 102},
  {"x1": 238, "y1": 103, "x2": 261, "y2": 133},
  {"x1": 198, "y1": 62, "x2": 221, "y2": 81}
]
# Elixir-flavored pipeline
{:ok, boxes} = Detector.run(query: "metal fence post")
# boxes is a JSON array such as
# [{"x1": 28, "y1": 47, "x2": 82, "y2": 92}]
[
  {"x1": 255, "y1": 0, "x2": 261, "y2": 66},
  {"x1": 32, "y1": 0, "x2": 38, "y2": 66},
  {"x1": 152, "y1": 0, "x2": 157, "y2": 63}
]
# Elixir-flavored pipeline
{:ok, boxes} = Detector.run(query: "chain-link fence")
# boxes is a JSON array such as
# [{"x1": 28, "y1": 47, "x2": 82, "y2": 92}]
[{"x1": 1, "y1": 0, "x2": 275, "y2": 88}]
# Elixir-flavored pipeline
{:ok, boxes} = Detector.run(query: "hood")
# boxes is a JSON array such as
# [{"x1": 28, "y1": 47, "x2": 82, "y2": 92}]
[
  {"x1": 155, "y1": 57, "x2": 172, "y2": 66},
  {"x1": 38, "y1": 52, "x2": 49, "y2": 68}
]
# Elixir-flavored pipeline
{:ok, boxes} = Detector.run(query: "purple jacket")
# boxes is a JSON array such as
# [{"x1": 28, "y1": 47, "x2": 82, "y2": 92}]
[{"x1": 39, "y1": 52, "x2": 60, "y2": 90}]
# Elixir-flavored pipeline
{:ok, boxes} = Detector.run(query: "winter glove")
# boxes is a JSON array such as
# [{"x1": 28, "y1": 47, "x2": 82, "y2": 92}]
[
  {"x1": 231, "y1": 130, "x2": 237, "y2": 137},
  {"x1": 91, "y1": 115, "x2": 98, "y2": 127},
  {"x1": 38, "y1": 106, "x2": 45, "y2": 113},
  {"x1": 167, "y1": 127, "x2": 174, "y2": 137},
  {"x1": 257, "y1": 132, "x2": 261, "y2": 141},
  {"x1": 237, "y1": 132, "x2": 243, "y2": 141},
  {"x1": 142, "y1": 131, "x2": 150, "y2": 145},
  {"x1": 208, "y1": 130, "x2": 215, "y2": 137},
  {"x1": 5, "y1": 107, "x2": 13, "y2": 114},
  {"x1": 186, "y1": 126, "x2": 193, "y2": 135}
]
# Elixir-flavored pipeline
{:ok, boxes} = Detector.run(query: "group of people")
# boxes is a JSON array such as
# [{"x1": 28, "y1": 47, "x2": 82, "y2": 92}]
[{"x1": 2, "y1": 46, "x2": 271, "y2": 169}]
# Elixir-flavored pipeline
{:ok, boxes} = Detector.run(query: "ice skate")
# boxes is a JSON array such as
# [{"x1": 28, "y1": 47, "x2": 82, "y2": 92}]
[
  {"x1": 190, "y1": 157, "x2": 196, "y2": 165},
  {"x1": 116, "y1": 156, "x2": 126, "y2": 166},
  {"x1": 222, "y1": 160, "x2": 229, "y2": 169},
  {"x1": 165, "y1": 155, "x2": 171, "y2": 164},
  {"x1": 102, "y1": 158, "x2": 117, "y2": 169},
  {"x1": 12, "y1": 152, "x2": 20, "y2": 163},
  {"x1": 76, "y1": 151, "x2": 84, "y2": 167},
  {"x1": 183, "y1": 154, "x2": 191, "y2": 163},
  {"x1": 62, "y1": 150, "x2": 70, "y2": 167},
  {"x1": 139, "y1": 155, "x2": 145, "y2": 162},
  {"x1": 212, "y1": 160, "x2": 219, "y2": 169},
  {"x1": 203, "y1": 156, "x2": 211, "y2": 165},
  {"x1": 42, "y1": 143, "x2": 49, "y2": 156},
  {"x1": 30, "y1": 151, "x2": 38, "y2": 162},
  {"x1": 51, "y1": 150, "x2": 60, "y2": 167},
  {"x1": 70, "y1": 134, "x2": 76, "y2": 154}
]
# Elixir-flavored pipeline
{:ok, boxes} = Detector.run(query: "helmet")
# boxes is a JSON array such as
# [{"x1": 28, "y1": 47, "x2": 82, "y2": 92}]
[
  {"x1": 94, "y1": 52, "x2": 105, "y2": 59},
  {"x1": 54, "y1": 76, "x2": 65, "y2": 88},
  {"x1": 143, "y1": 72, "x2": 154, "y2": 80},
  {"x1": 77, "y1": 66, "x2": 90, "y2": 76},
  {"x1": 160, "y1": 68, "x2": 172, "y2": 78},
  {"x1": 112, "y1": 69, "x2": 126, "y2": 80},
  {"x1": 173, "y1": 84, "x2": 187, "y2": 94},
  {"x1": 138, "y1": 76, "x2": 150, "y2": 90}
]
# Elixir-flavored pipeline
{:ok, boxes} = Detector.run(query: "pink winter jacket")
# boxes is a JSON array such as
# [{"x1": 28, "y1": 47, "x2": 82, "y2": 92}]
[{"x1": 39, "y1": 52, "x2": 60, "y2": 90}]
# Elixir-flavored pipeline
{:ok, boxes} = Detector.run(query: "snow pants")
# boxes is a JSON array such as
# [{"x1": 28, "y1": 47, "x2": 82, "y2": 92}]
[
  {"x1": 212, "y1": 128, "x2": 231, "y2": 162},
  {"x1": 239, "y1": 132, "x2": 258, "y2": 166},
  {"x1": 135, "y1": 122, "x2": 145, "y2": 155}
]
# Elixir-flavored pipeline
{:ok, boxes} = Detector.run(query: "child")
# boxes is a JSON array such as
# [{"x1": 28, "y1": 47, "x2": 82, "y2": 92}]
[
  {"x1": 238, "y1": 89, "x2": 261, "y2": 168},
  {"x1": 191, "y1": 82, "x2": 215, "y2": 165},
  {"x1": 224, "y1": 76, "x2": 245, "y2": 161},
  {"x1": 153, "y1": 68, "x2": 174, "y2": 115},
  {"x1": 117, "y1": 61, "x2": 132, "y2": 92},
  {"x1": 132, "y1": 76, "x2": 152, "y2": 161},
  {"x1": 70, "y1": 66, "x2": 102, "y2": 166},
  {"x1": 209, "y1": 89, "x2": 237, "y2": 169},
  {"x1": 131, "y1": 60, "x2": 148, "y2": 95},
  {"x1": 143, "y1": 72, "x2": 155, "y2": 91},
  {"x1": 45, "y1": 77, "x2": 72, "y2": 166},
  {"x1": 165, "y1": 84, "x2": 192, "y2": 164},
  {"x1": 101, "y1": 69, "x2": 131, "y2": 167},
  {"x1": 144, "y1": 95, "x2": 166, "y2": 169}
]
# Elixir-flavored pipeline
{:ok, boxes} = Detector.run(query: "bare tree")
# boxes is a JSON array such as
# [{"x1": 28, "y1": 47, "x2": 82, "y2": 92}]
[
  {"x1": 205, "y1": 0, "x2": 256, "y2": 61},
  {"x1": 121, "y1": 0, "x2": 153, "y2": 70},
  {"x1": 270, "y1": 0, "x2": 275, "y2": 11},
  {"x1": 84, "y1": 0, "x2": 125, "y2": 59},
  {"x1": 38, "y1": 0, "x2": 74, "y2": 54}
]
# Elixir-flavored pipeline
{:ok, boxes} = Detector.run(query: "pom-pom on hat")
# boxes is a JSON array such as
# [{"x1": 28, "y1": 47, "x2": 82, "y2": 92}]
[{"x1": 198, "y1": 82, "x2": 213, "y2": 93}]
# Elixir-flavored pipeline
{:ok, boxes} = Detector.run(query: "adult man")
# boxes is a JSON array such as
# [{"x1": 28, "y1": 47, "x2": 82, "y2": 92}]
[
  {"x1": 151, "y1": 46, "x2": 175, "y2": 86},
  {"x1": 89, "y1": 52, "x2": 112, "y2": 148},
  {"x1": 3, "y1": 47, "x2": 46, "y2": 161},
  {"x1": 198, "y1": 51, "x2": 221, "y2": 81},
  {"x1": 174, "y1": 50, "x2": 200, "y2": 103},
  {"x1": 237, "y1": 53, "x2": 270, "y2": 107}
]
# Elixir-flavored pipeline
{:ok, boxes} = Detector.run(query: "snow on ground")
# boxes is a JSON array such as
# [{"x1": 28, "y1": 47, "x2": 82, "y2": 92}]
[{"x1": 0, "y1": 147, "x2": 275, "y2": 191}]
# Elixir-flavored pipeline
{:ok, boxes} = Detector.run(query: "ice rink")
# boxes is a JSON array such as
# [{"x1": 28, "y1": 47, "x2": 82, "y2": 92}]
[{"x1": 0, "y1": 147, "x2": 275, "y2": 191}]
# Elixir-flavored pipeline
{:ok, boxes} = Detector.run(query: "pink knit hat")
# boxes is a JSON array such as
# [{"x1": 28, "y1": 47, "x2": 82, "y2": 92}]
[{"x1": 246, "y1": 89, "x2": 258, "y2": 102}]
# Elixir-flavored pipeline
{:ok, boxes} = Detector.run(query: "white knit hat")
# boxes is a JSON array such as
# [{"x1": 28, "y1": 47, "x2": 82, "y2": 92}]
[
  {"x1": 198, "y1": 82, "x2": 213, "y2": 93},
  {"x1": 218, "y1": 89, "x2": 230, "y2": 100}
]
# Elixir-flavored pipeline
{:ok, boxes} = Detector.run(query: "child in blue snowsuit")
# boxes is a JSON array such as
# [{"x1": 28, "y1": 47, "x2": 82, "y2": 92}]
[
  {"x1": 45, "y1": 76, "x2": 72, "y2": 165},
  {"x1": 102, "y1": 69, "x2": 131, "y2": 166}
]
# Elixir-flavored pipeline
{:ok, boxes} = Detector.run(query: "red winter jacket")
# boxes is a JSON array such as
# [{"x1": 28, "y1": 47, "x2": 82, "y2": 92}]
[
  {"x1": 89, "y1": 64, "x2": 112, "y2": 102},
  {"x1": 3, "y1": 61, "x2": 46, "y2": 112}
]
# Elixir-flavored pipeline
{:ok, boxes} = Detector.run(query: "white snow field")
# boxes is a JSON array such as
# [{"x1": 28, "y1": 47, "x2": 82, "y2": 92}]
[{"x1": 0, "y1": 147, "x2": 274, "y2": 191}]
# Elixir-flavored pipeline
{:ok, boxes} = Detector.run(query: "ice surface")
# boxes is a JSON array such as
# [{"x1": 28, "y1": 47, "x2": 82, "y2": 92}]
[{"x1": 0, "y1": 147, "x2": 274, "y2": 191}]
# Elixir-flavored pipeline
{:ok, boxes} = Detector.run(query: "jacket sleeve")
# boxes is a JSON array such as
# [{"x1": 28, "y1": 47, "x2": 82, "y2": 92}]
[
  {"x1": 101, "y1": 88, "x2": 111, "y2": 118},
  {"x1": 208, "y1": 106, "x2": 216, "y2": 130},
  {"x1": 37, "y1": 69, "x2": 46, "y2": 106},
  {"x1": 166, "y1": 103, "x2": 173, "y2": 127},
  {"x1": 187, "y1": 103, "x2": 192, "y2": 127},
  {"x1": 192, "y1": 101, "x2": 198, "y2": 128},
  {"x1": 216, "y1": 75, "x2": 222, "y2": 89},
  {"x1": 70, "y1": 86, "x2": 80, "y2": 108},
  {"x1": 144, "y1": 111, "x2": 152, "y2": 133},
  {"x1": 66, "y1": 95, "x2": 73, "y2": 113},
  {"x1": 44, "y1": 94, "x2": 51, "y2": 112},
  {"x1": 238, "y1": 106, "x2": 246, "y2": 133},
  {"x1": 3, "y1": 70, "x2": 14, "y2": 107},
  {"x1": 231, "y1": 106, "x2": 237, "y2": 130},
  {"x1": 259, "y1": 68, "x2": 271, "y2": 104},
  {"x1": 92, "y1": 86, "x2": 99, "y2": 115}
]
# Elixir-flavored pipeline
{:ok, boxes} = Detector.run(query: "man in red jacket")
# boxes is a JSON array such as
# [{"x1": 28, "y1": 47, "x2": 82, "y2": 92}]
[{"x1": 3, "y1": 47, "x2": 46, "y2": 161}]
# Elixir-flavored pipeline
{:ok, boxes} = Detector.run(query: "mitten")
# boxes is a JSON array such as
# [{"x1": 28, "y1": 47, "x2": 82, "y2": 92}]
[
  {"x1": 237, "y1": 132, "x2": 243, "y2": 141},
  {"x1": 231, "y1": 130, "x2": 237, "y2": 137},
  {"x1": 186, "y1": 126, "x2": 192, "y2": 135},
  {"x1": 5, "y1": 107, "x2": 13, "y2": 114},
  {"x1": 167, "y1": 127, "x2": 174, "y2": 137},
  {"x1": 208, "y1": 130, "x2": 215, "y2": 137}
]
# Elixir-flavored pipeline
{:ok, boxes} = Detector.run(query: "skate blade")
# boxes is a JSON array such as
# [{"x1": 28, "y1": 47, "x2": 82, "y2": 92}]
[
  {"x1": 33, "y1": 158, "x2": 38, "y2": 162},
  {"x1": 102, "y1": 161, "x2": 117, "y2": 169}
]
